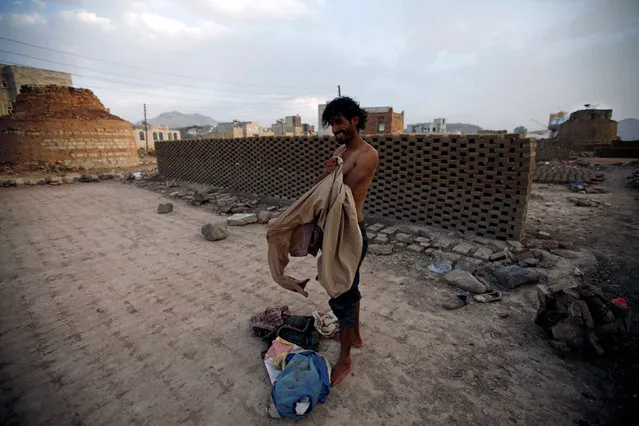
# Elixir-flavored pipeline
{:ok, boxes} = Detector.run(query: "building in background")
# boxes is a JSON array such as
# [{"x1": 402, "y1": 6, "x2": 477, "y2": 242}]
[
  {"x1": 1, "y1": 63, "x2": 73, "y2": 116},
  {"x1": 362, "y1": 106, "x2": 404, "y2": 135},
  {"x1": 556, "y1": 108, "x2": 618, "y2": 149},
  {"x1": 134, "y1": 124, "x2": 181, "y2": 150},
  {"x1": 318, "y1": 103, "x2": 405, "y2": 136},
  {"x1": 406, "y1": 117, "x2": 450, "y2": 134},
  {"x1": 272, "y1": 115, "x2": 304, "y2": 136}
]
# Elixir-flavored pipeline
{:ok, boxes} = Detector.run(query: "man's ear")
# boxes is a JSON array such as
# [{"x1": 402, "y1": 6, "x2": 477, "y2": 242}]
[{"x1": 351, "y1": 116, "x2": 359, "y2": 128}]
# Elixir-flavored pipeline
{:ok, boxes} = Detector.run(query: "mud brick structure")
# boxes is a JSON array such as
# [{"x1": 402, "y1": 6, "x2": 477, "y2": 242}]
[
  {"x1": 156, "y1": 134, "x2": 535, "y2": 240},
  {"x1": 557, "y1": 109, "x2": 618, "y2": 151},
  {"x1": 535, "y1": 139, "x2": 572, "y2": 161},
  {"x1": 0, "y1": 85, "x2": 138, "y2": 169}
]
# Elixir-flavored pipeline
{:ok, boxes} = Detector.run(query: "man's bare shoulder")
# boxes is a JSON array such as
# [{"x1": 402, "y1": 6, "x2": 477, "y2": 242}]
[{"x1": 360, "y1": 142, "x2": 379, "y2": 163}]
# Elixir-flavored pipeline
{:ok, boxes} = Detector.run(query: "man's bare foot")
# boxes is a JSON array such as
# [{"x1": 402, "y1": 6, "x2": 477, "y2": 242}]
[
  {"x1": 331, "y1": 332, "x2": 362, "y2": 348},
  {"x1": 331, "y1": 358, "x2": 352, "y2": 386}
]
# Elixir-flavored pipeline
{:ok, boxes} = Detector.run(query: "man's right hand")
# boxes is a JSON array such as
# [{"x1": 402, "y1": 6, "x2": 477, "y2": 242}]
[{"x1": 324, "y1": 158, "x2": 338, "y2": 175}]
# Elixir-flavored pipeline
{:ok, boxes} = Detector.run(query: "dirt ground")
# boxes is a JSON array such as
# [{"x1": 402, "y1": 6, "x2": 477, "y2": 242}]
[{"x1": 0, "y1": 164, "x2": 637, "y2": 425}]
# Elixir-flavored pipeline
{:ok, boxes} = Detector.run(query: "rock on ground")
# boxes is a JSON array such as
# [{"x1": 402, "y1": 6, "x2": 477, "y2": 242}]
[
  {"x1": 494, "y1": 265, "x2": 540, "y2": 289},
  {"x1": 157, "y1": 203, "x2": 173, "y2": 214},
  {"x1": 227, "y1": 213, "x2": 258, "y2": 226},
  {"x1": 257, "y1": 211, "x2": 272, "y2": 224},
  {"x1": 201, "y1": 223, "x2": 227, "y2": 241},
  {"x1": 368, "y1": 244, "x2": 394, "y2": 255},
  {"x1": 443, "y1": 270, "x2": 487, "y2": 294}
]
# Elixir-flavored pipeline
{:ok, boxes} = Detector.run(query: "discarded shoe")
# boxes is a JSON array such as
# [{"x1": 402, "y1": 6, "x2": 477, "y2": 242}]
[
  {"x1": 443, "y1": 294, "x2": 470, "y2": 310},
  {"x1": 473, "y1": 290, "x2": 503, "y2": 303}
]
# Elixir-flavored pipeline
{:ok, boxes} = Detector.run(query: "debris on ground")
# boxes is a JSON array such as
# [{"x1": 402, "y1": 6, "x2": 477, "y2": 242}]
[
  {"x1": 368, "y1": 244, "x2": 394, "y2": 256},
  {"x1": 473, "y1": 290, "x2": 503, "y2": 303},
  {"x1": 157, "y1": 203, "x2": 173, "y2": 214},
  {"x1": 228, "y1": 212, "x2": 258, "y2": 226},
  {"x1": 201, "y1": 223, "x2": 227, "y2": 241},
  {"x1": 493, "y1": 265, "x2": 540, "y2": 289},
  {"x1": 442, "y1": 294, "x2": 470, "y2": 310},
  {"x1": 443, "y1": 270, "x2": 487, "y2": 294},
  {"x1": 312, "y1": 311, "x2": 339, "y2": 338},
  {"x1": 428, "y1": 261, "x2": 453, "y2": 274},
  {"x1": 535, "y1": 283, "x2": 631, "y2": 355}
]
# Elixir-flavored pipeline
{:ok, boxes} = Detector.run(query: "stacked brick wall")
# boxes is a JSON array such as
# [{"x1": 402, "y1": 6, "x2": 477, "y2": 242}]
[
  {"x1": 594, "y1": 140, "x2": 639, "y2": 158},
  {"x1": 156, "y1": 134, "x2": 535, "y2": 240},
  {"x1": 535, "y1": 139, "x2": 571, "y2": 161},
  {"x1": 0, "y1": 85, "x2": 139, "y2": 168}
]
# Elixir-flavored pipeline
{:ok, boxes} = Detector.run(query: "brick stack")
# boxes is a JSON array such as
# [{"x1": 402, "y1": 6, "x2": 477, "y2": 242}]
[
  {"x1": 156, "y1": 134, "x2": 535, "y2": 240},
  {"x1": 533, "y1": 164, "x2": 602, "y2": 184},
  {"x1": 535, "y1": 139, "x2": 571, "y2": 161}
]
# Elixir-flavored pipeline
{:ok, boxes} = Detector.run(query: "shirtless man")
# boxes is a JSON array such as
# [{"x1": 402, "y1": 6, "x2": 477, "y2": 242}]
[{"x1": 320, "y1": 96, "x2": 379, "y2": 386}]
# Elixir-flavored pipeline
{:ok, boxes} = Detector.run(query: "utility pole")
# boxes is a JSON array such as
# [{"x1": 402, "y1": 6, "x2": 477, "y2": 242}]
[
  {"x1": 143, "y1": 103, "x2": 149, "y2": 153},
  {"x1": 338, "y1": 85, "x2": 341, "y2": 97}
]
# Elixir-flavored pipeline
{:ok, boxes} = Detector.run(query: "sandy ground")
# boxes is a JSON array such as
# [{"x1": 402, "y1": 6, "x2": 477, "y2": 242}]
[{"x1": 0, "y1": 182, "x2": 619, "y2": 425}]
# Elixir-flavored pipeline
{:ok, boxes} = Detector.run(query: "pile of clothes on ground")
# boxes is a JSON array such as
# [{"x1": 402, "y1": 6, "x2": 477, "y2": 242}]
[{"x1": 249, "y1": 306, "x2": 340, "y2": 419}]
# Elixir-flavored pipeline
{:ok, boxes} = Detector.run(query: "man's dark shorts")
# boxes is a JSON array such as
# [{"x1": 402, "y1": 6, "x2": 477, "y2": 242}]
[{"x1": 328, "y1": 222, "x2": 368, "y2": 329}]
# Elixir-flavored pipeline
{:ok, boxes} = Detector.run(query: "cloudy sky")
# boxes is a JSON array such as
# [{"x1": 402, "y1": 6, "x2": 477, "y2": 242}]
[{"x1": 0, "y1": 0, "x2": 638, "y2": 130}]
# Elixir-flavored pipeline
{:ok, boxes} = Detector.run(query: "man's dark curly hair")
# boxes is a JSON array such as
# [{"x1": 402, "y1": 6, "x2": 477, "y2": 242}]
[{"x1": 321, "y1": 96, "x2": 368, "y2": 132}]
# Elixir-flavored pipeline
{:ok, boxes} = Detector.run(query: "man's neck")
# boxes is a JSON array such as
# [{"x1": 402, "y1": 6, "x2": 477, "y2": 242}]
[{"x1": 343, "y1": 133, "x2": 364, "y2": 151}]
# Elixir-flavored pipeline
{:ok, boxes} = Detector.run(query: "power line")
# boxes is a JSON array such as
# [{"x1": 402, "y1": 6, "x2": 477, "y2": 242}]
[
  {"x1": 0, "y1": 49, "x2": 326, "y2": 100},
  {"x1": 0, "y1": 36, "x2": 333, "y2": 92}
]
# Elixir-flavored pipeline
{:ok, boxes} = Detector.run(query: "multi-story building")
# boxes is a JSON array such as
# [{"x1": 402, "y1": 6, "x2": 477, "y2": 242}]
[
  {"x1": 406, "y1": 117, "x2": 448, "y2": 134},
  {"x1": 318, "y1": 104, "x2": 405, "y2": 136},
  {"x1": 134, "y1": 125, "x2": 181, "y2": 150},
  {"x1": 362, "y1": 106, "x2": 404, "y2": 135},
  {"x1": 1, "y1": 63, "x2": 73, "y2": 116},
  {"x1": 272, "y1": 115, "x2": 304, "y2": 136}
]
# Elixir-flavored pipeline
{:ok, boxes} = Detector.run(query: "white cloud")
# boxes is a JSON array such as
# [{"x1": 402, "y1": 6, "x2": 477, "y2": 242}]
[
  {"x1": 180, "y1": 0, "x2": 311, "y2": 21},
  {"x1": 123, "y1": 11, "x2": 230, "y2": 39},
  {"x1": 32, "y1": 0, "x2": 46, "y2": 7},
  {"x1": 11, "y1": 12, "x2": 47, "y2": 25},
  {"x1": 59, "y1": 10, "x2": 115, "y2": 31}
]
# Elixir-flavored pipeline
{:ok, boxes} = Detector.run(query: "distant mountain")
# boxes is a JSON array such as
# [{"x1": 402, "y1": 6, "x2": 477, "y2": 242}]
[
  {"x1": 140, "y1": 111, "x2": 218, "y2": 128},
  {"x1": 446, "y1": 122, "x2": 483, "y2": 134},
  {"x1": 617, "y1": 118, "x2": 639, "y2": 141}
]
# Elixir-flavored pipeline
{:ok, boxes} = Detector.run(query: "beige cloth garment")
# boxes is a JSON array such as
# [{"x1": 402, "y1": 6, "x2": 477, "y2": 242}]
[{"x1": 266, "y1": 157, "x2": 363, "y2": 299}]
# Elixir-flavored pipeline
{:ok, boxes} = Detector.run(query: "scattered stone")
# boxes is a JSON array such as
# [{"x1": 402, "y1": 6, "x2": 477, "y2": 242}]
[
  {"x1": 14, "y1": 178, "x2": 25, "y2": 187},
  {"x1": 373, "y1": 234, "x2": 390, "y2": 244},
  {"x1": 473, "y1": 247, "x2": 493, "y2": 261},
  {"x1": 433, "y1": 237, "x2": 454, "y2": 250},
  {"x1": 537, "y1": 231, "x2": 551, "y2": 240},
  {"x1": 395, "y1": 233, "x2": 414, "y2": 244},
  {"x1": 166, "y1": 180, "x2": 179, "y2": 188},
  {"x1": 368, "y1": 244, "x2": 394, "y2": 255},
  {"x1": 455, "y1": 258, "x2": 478, "y2": 274},
  {"x1": 489, "y1": 240, "x2": 509, "y2": 252},
  {"x1": 367, "y1": 223, "x2": 385, "y2": 234},
  {"x1": 395, "y1": 242, "x2": 407, "y2": 250},
  {"x1": 519, "y1": 258, "x2": 540, "y2": 267},
  {"x1": 424, "y1": 248, "x2": 435, "y2": 255},
  {"x1": 415, "y1": 236, "x2": 430, "y2": 244},
  {"x1": 157, "y1": 203, "x2": 173, "y2": 214},
  {"x1": 574, "y1": 267, "x2": 584, "y2": 277},
  {"x1": 508, "y1": 241, "x2": 524, "y2": 252},
  {"x1": 472, "y1": 236, "x2": 491, "y2": 246},
  {"x1": 79, "y1": 174, "x2": 99, "y2": 183},
  {"x1": 257, "y1": 211, "x2": 273, "y2": 224},
  {"x1": 443, "y1": 270, "x2": 487, "y2": 294},
  {"x1": 25, "y1": 178, "x2": 37, "y2": 185},
  {"x1": 230, "y1": 204, "x2": 250, "y2": 214},
  {"x1": 228, "y1": 213, "x2": 258, "y2": 226},
  {"x1": 494, "y1": 265, "x2": 540, "y2": 289},
  {"x1": 168, "y1": 191, "x2": 180, "y2": 198},
  {"x1": 48, "y1": 177, "x2": 62, "y2": 185},
  {"x1": 201, "y1": 223, "x2": 227, "y2": 241},
  {"x1": 490, "y1": 251, "x2": 507, "y2": 261},
  {"x1": 407, "y1": 244, "x2": 424, "y2": 253},
  {"x1": 98, "y1": 174, "x2": 115, "y2": 181},
  {"x1": 452, "y1": 242, "x2": 474, "y2": 256},
  {"x1": 192, "y1": 192, "x2": 209, "y2": 205},
  {"x1": 513, "y1": 249, "x2": 535, "y2": 262},
  {"x1": 267, "y1": 206, "x2": 277, "y2": 211},
  {"x1": 379, "y1": 225, "x2": 400, "y2": 236},
  {"x1": 419, "y1": 241, "x2": 432, "y2": 249}
]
